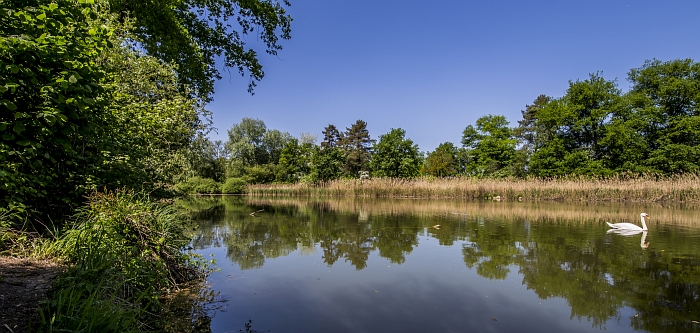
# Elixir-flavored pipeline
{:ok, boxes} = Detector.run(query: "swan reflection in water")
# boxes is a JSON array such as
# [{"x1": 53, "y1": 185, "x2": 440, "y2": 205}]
[{"x1": 607, "y1": 229, "x2": 649, "y2": 249}]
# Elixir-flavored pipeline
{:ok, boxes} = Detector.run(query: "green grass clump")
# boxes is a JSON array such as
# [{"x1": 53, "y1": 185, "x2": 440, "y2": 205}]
[{"x1": 36, "y1": 190, "x2": 206, "y2": 332}]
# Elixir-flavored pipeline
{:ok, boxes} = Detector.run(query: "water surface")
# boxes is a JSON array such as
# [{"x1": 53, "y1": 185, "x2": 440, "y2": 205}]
[{"x1": 182, "y1": 197, "x2": 700, "y2": 333}]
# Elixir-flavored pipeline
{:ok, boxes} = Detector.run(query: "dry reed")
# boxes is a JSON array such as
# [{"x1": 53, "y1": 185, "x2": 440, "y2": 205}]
[{"x1": 247, "y1": 174, "x2": 700, "y2": 203}]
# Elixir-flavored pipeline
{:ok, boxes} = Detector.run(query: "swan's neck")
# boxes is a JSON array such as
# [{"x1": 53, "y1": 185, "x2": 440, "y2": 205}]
[{"x1": 640, "y1": 215, "x2": 648, "y2": 230}]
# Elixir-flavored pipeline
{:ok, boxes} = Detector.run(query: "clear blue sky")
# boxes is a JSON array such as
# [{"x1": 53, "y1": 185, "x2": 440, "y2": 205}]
[{"x1": 206, "y1": 0, "x2": 700, "y2": 151}]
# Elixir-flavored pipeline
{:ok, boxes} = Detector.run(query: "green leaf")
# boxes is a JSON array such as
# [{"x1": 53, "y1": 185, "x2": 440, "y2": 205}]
[
  {"x1": 13, "y1": 122, "x2": 25, "y2": 134},
  {"x1": 48, "y1": 3, "x2": 58, "y2": 11},
  {"x1": 5, "y1": 101, "x2": 17, "y2": 111},
  {"x1": 68, "y1": 75, "x2": 77, "y2": 83}
]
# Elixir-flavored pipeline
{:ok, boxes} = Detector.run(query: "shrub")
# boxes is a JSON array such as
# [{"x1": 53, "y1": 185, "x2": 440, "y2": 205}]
[
  {"x1": 221, "y1": 178, "x2": 247, "y2": 194},
  {"x1": 40, "y1": 190, "x2": 206, "y2": 332},
  {"x1": 174, "y1": 177, "x2": 221, "y2": 194},
  {"x1": 193, "y1": 178, "x2": 220, "y2": 194},
  {"x1": 244, "y1": 164, "x2": 276, "y2": 184}
]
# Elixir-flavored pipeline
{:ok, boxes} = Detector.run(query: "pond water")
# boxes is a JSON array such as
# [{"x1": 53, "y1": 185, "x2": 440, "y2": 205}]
[{"x1": 180, "y1": 197, "x2": 700, "y2": 333}]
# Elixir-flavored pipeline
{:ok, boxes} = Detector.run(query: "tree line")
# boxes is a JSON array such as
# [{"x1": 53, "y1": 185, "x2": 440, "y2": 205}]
[{"x1": 184, "y1": 58, "x2": 700, "y2": 192}]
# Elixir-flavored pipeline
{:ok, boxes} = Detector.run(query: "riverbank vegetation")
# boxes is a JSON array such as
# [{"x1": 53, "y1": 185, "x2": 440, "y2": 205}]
[
  {"x1": 180, "y1": 59, "x2": 700, "y2": 197},
  {"x1": 1, "y1": 0, "x2": 292, "y2": 331},
  {"x1": 246, "y1": 174, "x2": 700, "y2": 202}
]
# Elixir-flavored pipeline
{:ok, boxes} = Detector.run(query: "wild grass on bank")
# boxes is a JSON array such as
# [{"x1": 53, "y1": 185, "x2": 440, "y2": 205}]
[
  {"x1": 246, "y1": 174, "x2": 700, "y2": 203},
  {"x1": 35, "y1": 190, "x2": 207, "y2": 332}
]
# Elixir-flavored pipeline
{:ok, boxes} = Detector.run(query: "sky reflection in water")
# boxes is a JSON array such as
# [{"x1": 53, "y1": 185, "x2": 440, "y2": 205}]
[{"x1": 182, "y1": 197, "x2": 700, "y2": 333}]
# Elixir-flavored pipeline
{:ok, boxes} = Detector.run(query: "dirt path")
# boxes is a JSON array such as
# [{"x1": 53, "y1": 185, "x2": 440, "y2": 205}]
[{"x1": 0, "y1": 257, "x2": 62, "y2": 333}]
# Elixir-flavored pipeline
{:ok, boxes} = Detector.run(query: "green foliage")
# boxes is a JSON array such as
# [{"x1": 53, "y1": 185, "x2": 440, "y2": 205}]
[
  {"x1": 0, "y1": 0, "x2": 112, "y2": 220},
  {"x1": 277, "y1": 138, "x2": 313, "y2": 183},
  {"x1": 41, "y1": 190, "x2": 204, "y2": 332},
  {"x1": 627, "y1": 59, "x2": 700, "y2": 174},
  {"x1": 243, "y1": 164, "x2": 276, "y2": 184},
  {"x1": 221, "y1": 177, "x2": 247, "y2": 194},
  {"x1": 108, "y1": 0, "x2": 292, "y2": 101},
  {"x1": 98, "y1": 36, "x2": 204, "y2": 190},
  {"x1": 321, "y1": 124, "x2": 341, "y2": 148},
  {"x1": 175, "y1": 176, "x2": 221, "y2": 194},
  {"x1": 1, "y1": 1, "x2": 206, "y2": 225},
  {"x1": 371, "y1": 128, "x2": 423, "y2": 178},
  {"x1": 226, "y1": 118, "x2": 292, "y2": 167},
  {"x1": 461, "y1": 115, "x2": 517, "y2": 177},
  {"x1": 527, "y1": 73, "x2": 621, "y2": 176},
  {"x1": 423, "y1": 142, "x2": 460, "y2": 177},
  {"x1": 339, "y1": 120, "x2": 375, "y2": 177},
  {"x1": 309, "y1": 147, "x2": 345, "y2": 182},
  {"x1": 182, "y1": 135, "x2": 229, "y2": 182}
]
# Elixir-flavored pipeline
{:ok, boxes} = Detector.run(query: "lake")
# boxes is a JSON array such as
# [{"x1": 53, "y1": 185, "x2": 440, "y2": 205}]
[{"x1": 180, "y1": 197, "x2": 700, "y2": 333}]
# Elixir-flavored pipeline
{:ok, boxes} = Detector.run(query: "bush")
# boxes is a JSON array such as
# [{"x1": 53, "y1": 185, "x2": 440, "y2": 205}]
[
  {"x1": 221, "y1": 178, "x2": 247, "y2": 194},
  {"x1": 193, "y1": 178, "x2": 220, "y2": 194},
  {"x1": 243, "y1": 164, "x2": 276, "y2": 184},
  {"x1": 40, "y1": 190, "x2": 206, "y2": 332},
  {"x1": 174, "y1": 177, "x2": 221, "y2": 194}
]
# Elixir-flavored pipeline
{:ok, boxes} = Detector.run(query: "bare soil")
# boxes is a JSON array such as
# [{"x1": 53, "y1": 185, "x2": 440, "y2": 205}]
[{"x1": 0, "y1": 257, "x2": 62, "y2": 333}]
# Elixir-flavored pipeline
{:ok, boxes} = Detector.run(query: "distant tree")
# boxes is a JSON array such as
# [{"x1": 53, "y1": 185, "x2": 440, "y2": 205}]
[
  {"x1": 515, "y1": 95, "x2": 552, "y2": 153},
  {"x1": 371, "y1": 128, "x2": 422, "y2": 178},
  {"x1": 528, "y1": 73, "x2": 622, "y2": 176},
  {"x1": 310, "y1": 147, "x2": 345, "y2": 182},
  {"x1": 321, "y1": 124, "x2": 341, "y2": 148},
  {"x1": 461, "y1": 115, "x2": 517, "y2": 177},
  {"x1": 339, "y1": 120, "x2": 375, "y2": 177},
  {"x1": 627, "y1": 59, "x2": 700, "y2": 174},
  {"x1": 423, "y1": 142, "x2": 459, "y2": 177},
  {"x1": 262, "y1": 129, "x2": 293, "y2": 164},
  {"x1": 299, "y1": 132, "x2": 318, "y2": 145},
  {"x1": 226, "y1": 118, "x2": 291, "y2": 166},
  {"x1": 277, "y1": 138, "x2": 314, "y2": 182},
  {"x1": 226, "y1": 118, "x2": 267, "y2": 166},
  {"x1": 185, "y1": 135, "x2": 229, "y2": 182}
]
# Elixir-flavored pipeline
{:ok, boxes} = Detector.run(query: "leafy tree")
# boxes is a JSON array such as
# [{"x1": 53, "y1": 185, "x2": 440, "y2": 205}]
[
  {"x1": 627, "y1": 59, "x2": 700, "y2": 174},
  {"x1": 528, "y1": 73, "x2": 622, "y2": 176},
  {"x1": 461, "y1": 115, "x2": 517, "y2": 177},
  {"x1": 262, "y1": 129, "x2": 293, "y2": 165},
  {"x1": 226, "y1": 118, "x2": 267, "y2": 166},
  {"x1": 371, "y1": 128, "x2": 422, "y2": 178},
  {"x1": 423, "y1": 142, "x2": 459, "y2": 177},
  {"x1": 226, "y1": 118, "x2": 291, "y2": 167},
  {"x1": 309, "y1": 147, "x2": 345, "y2": 182},
  {"x1": 277, "y1": 138, "x2": 314, "y2": 183},
  {"x1": 109, "y1": 0, "x2": 292, "y2": 101},
  {"x1": 183, "y1": 135, "x2": 229, "y2": 182},
  {"x1": 339, "y1": 120, "x2": 375, "y2": 177}
]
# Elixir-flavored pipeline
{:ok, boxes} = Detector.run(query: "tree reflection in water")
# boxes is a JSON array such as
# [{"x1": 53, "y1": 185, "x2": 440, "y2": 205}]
[{"x1": 179, "y1": 197, "x2": 700, "y2": 333}]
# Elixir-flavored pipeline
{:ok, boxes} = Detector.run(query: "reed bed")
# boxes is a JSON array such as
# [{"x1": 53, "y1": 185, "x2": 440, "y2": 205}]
[{"x1": 247, "y1": 174, "x2": 700, "y2": 203}]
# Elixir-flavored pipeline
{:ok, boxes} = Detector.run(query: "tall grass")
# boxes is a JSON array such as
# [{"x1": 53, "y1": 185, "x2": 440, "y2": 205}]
[
  {"x1": 247, "y1": 174, "x2": 700, "y2": 202},
  {"x1": 36, "y1": 190, "x2": 207, "y2": 332}
]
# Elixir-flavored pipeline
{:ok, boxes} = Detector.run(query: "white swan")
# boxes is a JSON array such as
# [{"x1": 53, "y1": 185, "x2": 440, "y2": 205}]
[{"x1": 606, "y1": 213, "x2": 649, "y2": 231}]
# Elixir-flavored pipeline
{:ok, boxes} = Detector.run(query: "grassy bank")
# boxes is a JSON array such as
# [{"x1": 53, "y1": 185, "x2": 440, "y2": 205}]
[
  {"x1": 7, "y1": 190, "x2": 209, "y2": 333},
  {"x1": 246, "y1": 174, "x2": 700, "y2": 203}
]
